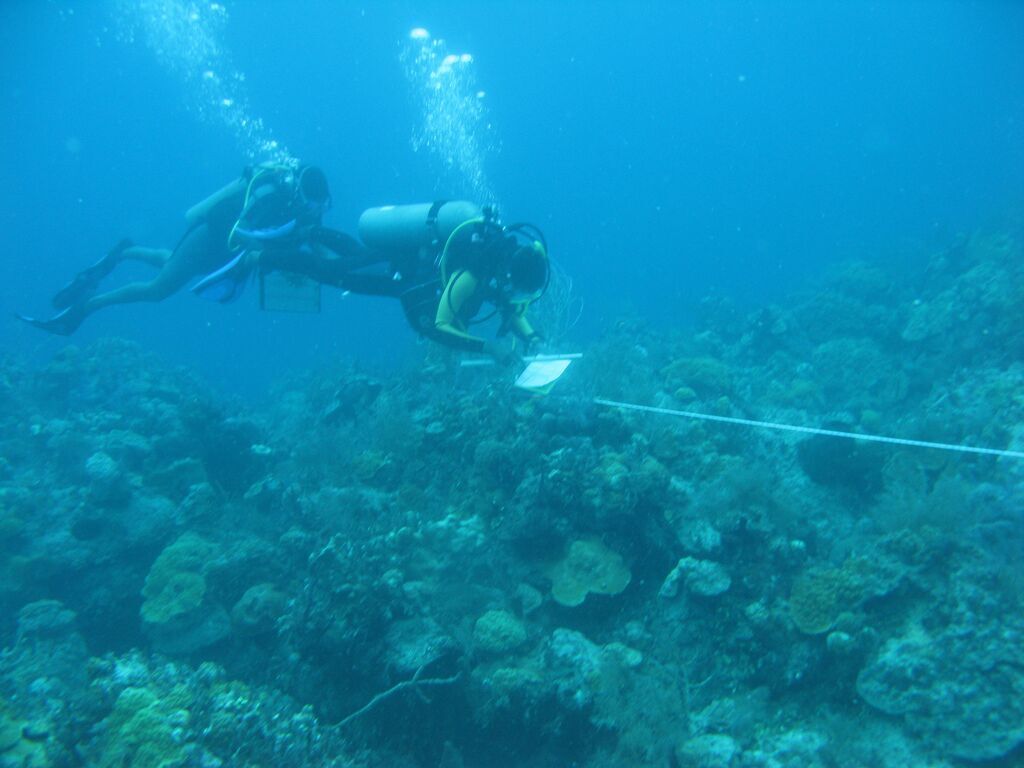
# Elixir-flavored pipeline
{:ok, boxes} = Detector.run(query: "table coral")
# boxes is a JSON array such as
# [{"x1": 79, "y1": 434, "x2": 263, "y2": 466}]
[{"x1": 546, "y1": 538, "x2": 631, "y2": 607}]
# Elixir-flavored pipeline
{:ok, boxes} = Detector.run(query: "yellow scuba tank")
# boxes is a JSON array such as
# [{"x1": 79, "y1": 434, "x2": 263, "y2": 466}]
[{"x1": 358, "y1": 201, "x2": 482, "y2": 252}]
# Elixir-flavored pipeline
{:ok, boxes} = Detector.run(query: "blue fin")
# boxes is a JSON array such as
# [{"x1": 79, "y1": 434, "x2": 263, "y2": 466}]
[
  {"x1": 233, "y1": 219, "x2": 297, "y2": 241},
  {"x1": 192, "y1": 251, "x2": 255, "y2": 303}
]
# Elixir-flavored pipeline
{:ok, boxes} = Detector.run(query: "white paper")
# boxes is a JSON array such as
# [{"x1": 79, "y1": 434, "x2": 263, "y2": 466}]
[{"x1": 514, "y1": 358, "x2": 572, "y2": 391}]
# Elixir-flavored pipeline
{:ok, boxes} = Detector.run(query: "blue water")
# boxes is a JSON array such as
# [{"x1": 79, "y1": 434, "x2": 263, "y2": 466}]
[{"x1": 1, "y1": 0, "x2": 1021, "y2": 393}]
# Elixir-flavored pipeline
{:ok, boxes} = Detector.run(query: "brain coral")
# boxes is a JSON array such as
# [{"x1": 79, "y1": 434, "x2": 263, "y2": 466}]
[{"x1": 547, "y1": 538, "x2": 631, "y2": 607}]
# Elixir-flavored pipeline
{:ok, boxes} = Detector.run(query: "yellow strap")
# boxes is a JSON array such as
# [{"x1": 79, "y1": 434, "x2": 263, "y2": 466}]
[
  {"x1": 439, "y1": 216, "x2": 485, "y2": 284},
  {"x1": 228, "y1": 167, "x2": 286, "y2": 251}
]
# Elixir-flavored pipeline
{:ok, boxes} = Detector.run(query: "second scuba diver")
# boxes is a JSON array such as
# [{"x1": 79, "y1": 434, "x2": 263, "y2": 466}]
[
  {"x1": 19, "y1": 164, "x2": 362, "y2": 335},
  {"x1": 339, "y1": 201, "x2": 549, "y2": 363}
]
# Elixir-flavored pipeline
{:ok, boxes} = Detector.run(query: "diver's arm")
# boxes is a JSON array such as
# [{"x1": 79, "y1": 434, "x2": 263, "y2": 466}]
[
  {"x1": 510, "y1": 308, "x2": 538, "y2": 343},
  {"x1": 503, "y1": 304, "x2": 543, "y2": 353},
  {"x1": 431, "y1": 271, "x2": 489, "y2": 352}
]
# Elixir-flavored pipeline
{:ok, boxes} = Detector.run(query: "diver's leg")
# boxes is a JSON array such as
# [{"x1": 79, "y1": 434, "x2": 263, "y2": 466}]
[
  {"x1": 398, "y1": 281, "x2": 443, "y2": 336},
  {"x1": 280, "y1": 245, "x2": 380, "y2": 288},
  {"x1": 84, "y1": 224, "x2": 221, "y2": 311},
  {"x1": 117, "y1": 246, "x2": 172, "y2": 269},
  {"x1": 23, "y1": 225, "x2": 221, "y2": 335},
  {"x1": 261, "y1": 232, "x2": 382, "y2": 288},
  {"x1": 23, "y1": 265, "x2": 192, "y2": 336},
  {"x1": 338, "y1": 271, "x2": 406, "y2": 298},
  {"x1": 310, "y1": 228, "x2": 381, "y2": 271},
  {"x1": 51, "y1": 238, "x2": 135, "y2": 309}
]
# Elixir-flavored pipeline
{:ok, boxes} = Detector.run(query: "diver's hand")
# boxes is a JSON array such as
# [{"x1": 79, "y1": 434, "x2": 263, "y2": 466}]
[
  {"x1": 523, "y1": 333, "x2": 548, "y2": 357},
  {"x1": 483, "y1": 338, "x2": 522, "y2": 366}
]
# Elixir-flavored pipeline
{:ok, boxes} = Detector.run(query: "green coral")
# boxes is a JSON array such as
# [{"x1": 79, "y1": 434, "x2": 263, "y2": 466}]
[
  {"x1": 547, "y1": 539, "x2": 631, "y2": 607},
  {"x1": 141, "y1": 572, "x2": 206, "y2": 624},
  {"x1": 97, "y1": 686, "x2": 190, "y2": 768},
  {"x1": 789, "y1": 567, "x2": 853, "y2": 634},
  {"x1": 789, "y1": 556, "x2": 899, "y2": 635},
  {"x1": 351, "y1": 449, "x2": 397, "y2": 486},
  {"x1": 486, "y1": 665, "x2": 543, "y2": 695},
  {"x1": 141, "y1": 533, "x2": 215, "y2": 624},
  {"x1": 474, "y1": 610, "x2": 527, "y2": 654}
]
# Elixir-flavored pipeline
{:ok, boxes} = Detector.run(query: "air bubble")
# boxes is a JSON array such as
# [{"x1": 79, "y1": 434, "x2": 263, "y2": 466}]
[
  {"x1": 401, "y1": 30, "x2": 497, "y2": 203},
  {"x1": 115, "y1": 0, "x2": 293, "y2": 165}
]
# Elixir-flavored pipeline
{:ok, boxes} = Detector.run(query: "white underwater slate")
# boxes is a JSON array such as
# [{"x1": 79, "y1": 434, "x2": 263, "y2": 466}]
[{"x1": 514, "y1": 358, "x2": 573, "y2": 392}]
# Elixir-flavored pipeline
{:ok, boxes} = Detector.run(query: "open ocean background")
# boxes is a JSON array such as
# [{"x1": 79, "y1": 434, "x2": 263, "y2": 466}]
[{"x1": 2, "y1": 1, "x2": 1021, "y2": 395}]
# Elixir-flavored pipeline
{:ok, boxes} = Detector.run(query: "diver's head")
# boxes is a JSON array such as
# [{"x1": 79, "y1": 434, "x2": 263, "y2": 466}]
[
  {"x1": 296, "y1": 165, "x2": 332, "y2": 218},
  {"x1": 503, "y1": 241, "x2": 549, "y2": 304}
]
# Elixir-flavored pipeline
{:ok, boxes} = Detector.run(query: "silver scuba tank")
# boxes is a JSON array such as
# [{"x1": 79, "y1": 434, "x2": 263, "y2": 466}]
[{"x1": 358, "y1": 201, "x2": 482, "y2": 252}]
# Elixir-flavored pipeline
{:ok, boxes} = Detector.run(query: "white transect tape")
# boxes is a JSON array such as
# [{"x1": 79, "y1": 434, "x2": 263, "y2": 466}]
[
  {"x1": 526, "y1": 353, "x2": 583, "y2": 361},
  {"x1": 593, "y1": 398, "x2": 1024, "y2": 460},
  {"x1": 459, "y1": 353, "x2": 584, "y2": 367}
]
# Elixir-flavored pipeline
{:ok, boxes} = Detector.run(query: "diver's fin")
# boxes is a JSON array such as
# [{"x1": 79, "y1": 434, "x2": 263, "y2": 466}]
[
  {"x1": 191, "y1": 250, "x2": 255, "y2": 304},
  {"x1": 52, "y1": 238, "x2": 133, "y2": 309},
  {"x1": 16, "y1": 305, "x2": 86, "y2": 336}
]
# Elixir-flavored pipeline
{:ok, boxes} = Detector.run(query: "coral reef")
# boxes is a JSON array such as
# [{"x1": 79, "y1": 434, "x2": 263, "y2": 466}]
[{"x1": 0, "y1": 230, "x2": 1020, "y2": 766}]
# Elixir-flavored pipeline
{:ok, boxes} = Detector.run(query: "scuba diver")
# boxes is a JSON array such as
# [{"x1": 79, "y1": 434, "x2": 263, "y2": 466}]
[
  {"x1": 19, "y1": 163, "x2": 361, "y2": 335},
  {"x1": 341, "y1": 201, "x2": 549, "y2": 363}
]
